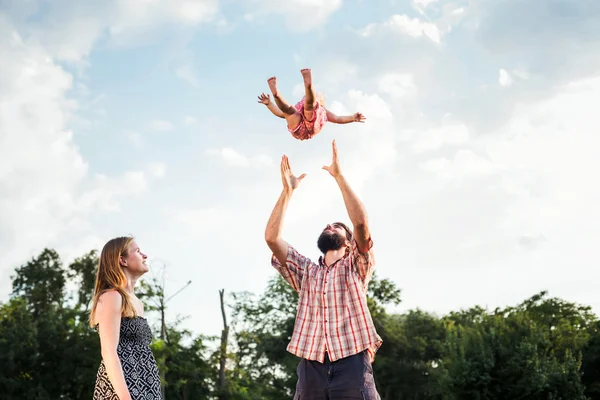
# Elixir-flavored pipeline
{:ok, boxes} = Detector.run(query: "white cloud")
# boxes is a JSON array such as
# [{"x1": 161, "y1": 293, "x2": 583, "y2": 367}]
[
  {"x1": 512, "y1": 69, "x2": 530, "y2": 80},
  {"x1": 419, "y1": 149, "x2": 498, "y2": 179},
  {"x1": 4, "y1": 0, "x2": 220, "y2": 62},
  {"x1": 484, "y1": 75, "x2": 600, "y2": 235},
  {"x1": 246, "y1": 0, "x2": 342, "y2": 32},
  {"x1": 292, "y1": 83, "x2": 305, "y2": 99},
  {"x1": 413, "y1": 0, "x2": 440, "y2": 17},
  {"x1": 4, "y1": 0, "x2": 600, "y2": 337},
  {"x1": 359, "y1": 14, "x2": 442, "y2": 44},
  {"x1": 321, "y1": 90, "x2": 397, "y2": 191},
  {"x1": 126, "y1": 130, "x2": 144, "y2": 147},
  {"x1": 0, "y1": 19, "x2": 158, "y2": 295},
  {"x1": 30, "y1": 14, "x2": 106, "y2": 63},
  {"x1": 170, "y1": 207, "x2": 234, "y2": 236},
  {"x1": 499, "y1": 68, "x2": 512, "y2": 87},
  {"x1": 148, "y1": 163, "x2": 167, "y2": 179},
  {"x1": 378, "y1": 73, "x2": 417, "y2": 98},
  {"x1": 414, "y1": 0, "x2": 439, "y2": 7},
  {"x1": 318, "y1": 58, "x2": 359, "y2": 87},
  {"x1": 184, "y1": 116, "x2": 198, "y2": 125},
  {"x1": 345, "y1": 89, "x2": 395, "y2": 120},
  {"x1": 176, "y1": 65, "x2": 200, "y2": 88},
  {"x1": 206, "y1": 148, "x2": 273, "y2": 168},
  {"x1": 148, "y1": 119, "x2": 175, "y2": 132},
  {"x1": 388, "y1": 74, "x2": 600, "y2": 315},
  {"x1": 411, "y1": 121, "x2": 470, "y2": 153},
  {"x1": 79, "y1": 171, "x2": 149, "y2": 213},
  {"x1": 109, "y1": 0, "x2": 219, "y2": 40}
]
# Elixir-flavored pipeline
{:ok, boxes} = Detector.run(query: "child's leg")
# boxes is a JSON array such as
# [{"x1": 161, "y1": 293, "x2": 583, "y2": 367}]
[
  {"x1": 267, "y1": 77, "x2": 302, "y2": 129},
  {"x1": 268, "y1": 77, "x2": 296, "y2": 115},
  {"x1": 301, "y1": 69, "x2": 316, "y2": 120}
]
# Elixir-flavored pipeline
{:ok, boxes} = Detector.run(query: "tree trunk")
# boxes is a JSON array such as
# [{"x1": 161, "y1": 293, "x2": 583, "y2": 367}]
[
  {"x1": 218, "y1": 289, "x2": 229, "y2": 399},
  {"x1": 160, "y1": 300, "x2": 167, "y2": 400}
]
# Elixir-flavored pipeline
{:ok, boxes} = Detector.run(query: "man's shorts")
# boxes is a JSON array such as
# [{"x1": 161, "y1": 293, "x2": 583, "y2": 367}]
[{"x1": 293, "y1": 351, "x2": 381, "y2": 400}]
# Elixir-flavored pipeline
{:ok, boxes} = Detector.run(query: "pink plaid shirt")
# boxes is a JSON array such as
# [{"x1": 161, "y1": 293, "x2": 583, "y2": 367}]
[{"x1": 271, "y1": 238, "x2": 382, "y2": 363}]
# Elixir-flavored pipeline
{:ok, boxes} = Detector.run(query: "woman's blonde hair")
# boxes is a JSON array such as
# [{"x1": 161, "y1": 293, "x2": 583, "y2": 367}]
[{"x1": 89, "y1": 236, "x2": 138, "y2": 327}]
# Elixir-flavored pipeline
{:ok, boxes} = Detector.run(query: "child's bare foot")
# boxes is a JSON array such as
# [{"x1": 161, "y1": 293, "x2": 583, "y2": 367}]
[
  {"x1": 301, "y1": 68, "x2": 312, "y2": 87},
  {"x1": 267, "y1": 76, "x2": 278, "y2": 96}
]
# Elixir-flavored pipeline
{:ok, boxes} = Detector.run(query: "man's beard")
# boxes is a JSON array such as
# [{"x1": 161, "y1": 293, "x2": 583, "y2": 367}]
[{"x1": 317, "y1": 230, "x2": 346, "y2": 254}]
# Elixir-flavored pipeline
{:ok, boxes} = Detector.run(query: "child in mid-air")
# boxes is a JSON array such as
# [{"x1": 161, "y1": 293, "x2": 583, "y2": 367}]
[{"x1": 258, "y1": 68, "x2": 366, "y2": 141}]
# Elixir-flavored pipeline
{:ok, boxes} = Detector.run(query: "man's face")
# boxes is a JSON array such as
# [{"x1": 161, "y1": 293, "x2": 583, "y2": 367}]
[{"x1": 317, "y1": 223, "x2": 349, "y2": 254}]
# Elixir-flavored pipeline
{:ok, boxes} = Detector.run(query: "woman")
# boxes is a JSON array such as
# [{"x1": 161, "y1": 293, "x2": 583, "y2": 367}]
[{"x1": 89, "y1": 236, "x2": 162, "y2": 400}]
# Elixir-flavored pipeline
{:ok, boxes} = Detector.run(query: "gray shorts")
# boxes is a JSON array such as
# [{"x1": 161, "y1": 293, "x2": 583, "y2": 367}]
[{"x1": 293, "y1": 351, "x2": 381, "y2": 400}]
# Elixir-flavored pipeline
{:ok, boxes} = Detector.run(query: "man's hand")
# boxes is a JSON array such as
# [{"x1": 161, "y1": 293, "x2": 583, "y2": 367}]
[
  {"x1": 322, "y1": 140, "x2": 342, "y2": 178},
  {"x1": 353, "y1": 112, "x2": 366, "y2": 123},
  {"x1": 257, "y1": 93, "x2": 271, "y2": 105},
  {"x1": 281, "y1": 155, "x2": 306, "y2": 192}
]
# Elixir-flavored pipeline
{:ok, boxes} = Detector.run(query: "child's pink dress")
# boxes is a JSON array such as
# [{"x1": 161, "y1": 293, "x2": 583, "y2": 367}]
[{"x1": 288, "y1": 96, "x2": 328, "y2": 140}]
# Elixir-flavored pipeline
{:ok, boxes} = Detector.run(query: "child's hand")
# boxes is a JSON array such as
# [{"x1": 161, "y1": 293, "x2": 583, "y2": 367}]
[
  {"x1": 353, "y1": 112, "x2": 366, "y2": 123},
  {"x1": 258, "y1": 93, "x2": 271, "y2": 105}
]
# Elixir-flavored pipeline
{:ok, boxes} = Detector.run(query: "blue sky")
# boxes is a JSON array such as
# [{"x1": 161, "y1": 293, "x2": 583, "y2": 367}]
[{"x1": 2, "y1": 0, "x2": 600, "y2": 338}]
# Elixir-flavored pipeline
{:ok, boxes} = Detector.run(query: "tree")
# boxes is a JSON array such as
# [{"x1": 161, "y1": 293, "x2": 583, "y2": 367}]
[
  {"x1": 0, "y1": 248, "x2": 103, "y2": 399},
  {"x1": 11, "y1": 249, "x2": 66, "y2": 316},
  {"x1": 373, "y1": 310, "x2": 446, "y2": 400},
  {"x1": 439, "y1": 294, "x2": 589, "y2": 400},
  {"x1": 68, "y1": 250, "x2": 99, "y2": 311},
  {"x1": 217, "y1": 289, "x2": 230, "y2": 399},
  {"x1": 4, "y1": 245, "x2": 600, "y2": 399},
  {"x1": 228, "y1": 273, "x2": 405, "y2": 399},
  {"x1": 229, "y1": 275, "x2": 299, "y2": 399},
  {"x1": 138, "y1": 270, "x2": 212, "y2": 400},
  {"x1": 0, "y1": 298, "x2": 42, "y2": 399},
  {"x1": 582, "y1": 320, "x2": 600, "y2": 398}
]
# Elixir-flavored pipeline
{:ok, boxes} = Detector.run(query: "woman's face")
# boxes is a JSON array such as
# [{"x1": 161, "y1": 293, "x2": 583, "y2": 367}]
[{"x1": 121, "y1": 240, "x2": 148, "y2": 275}]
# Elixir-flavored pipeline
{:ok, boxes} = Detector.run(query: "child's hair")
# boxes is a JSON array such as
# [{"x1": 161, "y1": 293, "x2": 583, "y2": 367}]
[{"x1": 316, "y1": 92, "x2": 326, "y2": 108}]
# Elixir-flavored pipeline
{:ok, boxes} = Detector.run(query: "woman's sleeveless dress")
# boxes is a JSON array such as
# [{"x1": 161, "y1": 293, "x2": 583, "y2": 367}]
[{"x1": 93, "y1": 317, "x2": 162, "y2": 399}]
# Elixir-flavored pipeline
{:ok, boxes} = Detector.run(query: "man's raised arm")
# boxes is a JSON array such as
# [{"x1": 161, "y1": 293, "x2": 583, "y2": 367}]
[
  {"x1": 322, "y1": 140, "x2": 371, "y2": 253},
  {"x1": 265, "y1": 155, "x2": 306, "y2": 266}
]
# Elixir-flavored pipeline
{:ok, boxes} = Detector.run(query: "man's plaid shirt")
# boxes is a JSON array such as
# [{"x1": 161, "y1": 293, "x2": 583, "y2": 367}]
[{"x1": 271, "y1": 238, "x2": 382, "y2": 363}]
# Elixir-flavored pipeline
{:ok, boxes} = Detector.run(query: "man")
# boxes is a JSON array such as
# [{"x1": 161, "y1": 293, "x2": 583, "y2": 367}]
[{"x1": 265, "y1": 140, "x2": 382, "y2": 399}]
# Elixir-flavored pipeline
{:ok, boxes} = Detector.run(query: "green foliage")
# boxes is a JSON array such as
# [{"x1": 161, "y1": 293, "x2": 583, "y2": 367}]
[
  {"x1": 1, "y1": 249, "x2": 101, "y2": 399},
  {"x1": 228, "y1": 276, "x2": 300, "y2": 399},
  {"x1": 11, "y1": 249, "x2": 66, "y2": 316},
  {"x1": 439, "y1": 292, "x2": 591, "y2": 400},
  {"x1": 0, "y1": 298, "x2": 40, "y2": 399},
  {"x1": 3, "y1": 248, "x2": 600, "y2": 400},
  {"x1": 1, "y1": 248, "x2": 215, "y2": 400},
  {"x1": 68, "y1": 250, "x2": 99, "y2": 310},
  {"x1": 151, "y1": 329, "x2": 213, "y2": 400}
]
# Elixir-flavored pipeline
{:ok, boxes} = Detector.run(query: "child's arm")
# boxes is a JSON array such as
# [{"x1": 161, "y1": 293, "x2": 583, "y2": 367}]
[
  {"x1": 258, "y1": 93, "x2": 285, "y2": 119},
  {"x1": 326, "y1": 110, "x2": 366, "y2": 124}
]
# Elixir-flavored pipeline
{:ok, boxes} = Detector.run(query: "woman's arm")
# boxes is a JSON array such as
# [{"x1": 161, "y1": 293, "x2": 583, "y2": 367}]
[{"x1": 96, "y1": 291, "x2": 132, "y2": 400}]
